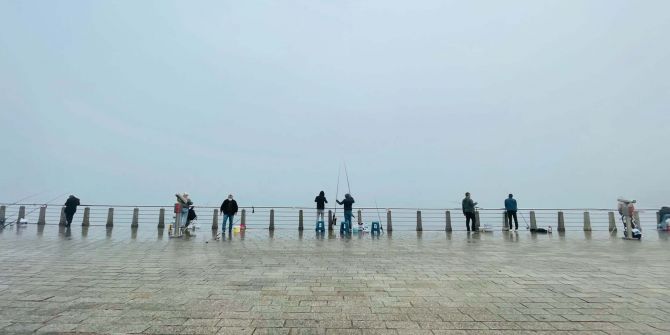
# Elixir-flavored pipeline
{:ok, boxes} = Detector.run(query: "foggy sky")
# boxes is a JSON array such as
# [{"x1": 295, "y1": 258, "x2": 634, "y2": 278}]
[{"x1": 1, "y1": 0, "x2": 668, "y2": 209}]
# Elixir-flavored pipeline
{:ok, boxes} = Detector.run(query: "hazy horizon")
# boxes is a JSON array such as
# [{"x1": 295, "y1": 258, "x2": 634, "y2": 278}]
[{"x1": 1, "y1": 1, "x2": 669, "y2": 209}]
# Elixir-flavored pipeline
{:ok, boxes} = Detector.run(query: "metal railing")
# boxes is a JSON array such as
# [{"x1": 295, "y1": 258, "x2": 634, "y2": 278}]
[{"x1": 0, "y1": 203, "x2": 663, "y2": 232}]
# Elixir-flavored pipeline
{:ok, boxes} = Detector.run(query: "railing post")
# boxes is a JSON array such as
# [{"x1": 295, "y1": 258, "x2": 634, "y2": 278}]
[
  {"x1": 625, "y1": 216, "x2": 633, "y2": 238},
  {"x1": 212, "y1": 209, "x2": 218, "y2": 230},
  {"x1": 59, "y1": 207, "x2": 66, "y2": 225},
  {"x1": 387, "y1": 210, "x2": 393, "y2": 232},
  {"x1": 158, "y1": 208, "x2": 165, "y2": 228},
  {"x1": 106, "y1": 208, "x2": 114, "y2": 227},
  {"x1": 502, "y1": 211, "x2": 508, "y2": 231},
  {"x1": 557, "y1": 211, "x2": 565, "y2": 231},
  {"x1": 530, "y1": 211, "x2": 537, "y2": 230},
  {"x1": 131, "y1": 208, "x2": 139, "y2": 228},
  {"x1": 634, "y1": 211, "x2": 641, "y2": 231},
  {"x1": 657, "y1": 211, "x2": 661, "y2": 228},
  {"x1": 298, "y1": 209, "x2": 304, "y2": 231},
  {"x1": 445, "y1": 210, "x2": 452, "y2": 232},
  {"x1": 608, "y1": 211, "x2": 617, "y2": 231},
  {"x1": 269, "y1": 209, "x2": 275, "y2": 230},
  {"x1": 0, "y1": 205, "x2": 5, "y2": 225},
  {"x1": 82, "y1": 207, "x2": 90, "y2": 226},
  {"x1": 357, "y1": 210, "x2": 362, "y2": 225},
  {"x1": 328, "y1": 210, "x2": 333, "y2": 231},
  {"x1": 583, "y1": 212, "x2": 591, "y2": 231},
  {"x1": 241, "y1": 209, "x2": 246, "y2": 226},
  {"x1": 38, "y1": 206, "x2": 47, "y2": 225},
  {"x1": 18, "y1": 206, "x2": 26, "y2": 223},
  {"x1": 475, "y1": 211, "x2": 481, "y2": 230},
  {"x1": 416, "y1": 210, "x2": 422, "y2": 231}
]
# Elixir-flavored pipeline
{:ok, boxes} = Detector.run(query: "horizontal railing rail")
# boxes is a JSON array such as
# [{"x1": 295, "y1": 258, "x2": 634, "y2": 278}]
[{"x1": 0, "y1": 203, "x2": 664, "y2": 232}]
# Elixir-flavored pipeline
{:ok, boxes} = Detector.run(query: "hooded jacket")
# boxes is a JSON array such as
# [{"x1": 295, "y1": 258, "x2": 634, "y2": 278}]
[
  {"x1": 337, "y1": 196, "x2": 355, "y2": 211},
  {"x1": 64, "y1": 196, "x2": 80, "y2": 214},
  {"x1": 315, "y1": 194, "x2": 328, "y2": 210},
  {"x1": 462, "y1": 197, "x2": 475, "y2": 214}
]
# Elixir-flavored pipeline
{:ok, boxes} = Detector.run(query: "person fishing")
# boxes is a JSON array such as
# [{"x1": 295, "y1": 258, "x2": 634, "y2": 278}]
[
  {"x1": 175, "y1": 192, "x2": 192, "y2": 229},
  {"x1": 336, "y1": 194, "x2": 355, "y2": 227},
  {"x1": 63, "y1": 195, "x2": 80, "y2": 228},
  {"x1": 462, "y1": 192, "x2": 478, "y2": 232},
  {"x1": 220, "y1": 194, "x2": 238, "y2": 232},
  {"x1": 314, "y1": 191, "x2": 328, "y2": 223},
  {"x1": 504, "y1": 194, "x2": 519, "y2": 231}
]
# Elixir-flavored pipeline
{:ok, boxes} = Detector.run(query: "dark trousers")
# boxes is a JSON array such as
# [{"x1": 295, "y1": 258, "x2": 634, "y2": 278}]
[
  {"x1": 65, "y1": 211, "x2": 75, "y2": 226},
  {"x1": 506, "y1": 210, "x2": 518, "y2": 230},
  {"x1": 465, "y1": 212, "x2": 477, "y2": 231}
]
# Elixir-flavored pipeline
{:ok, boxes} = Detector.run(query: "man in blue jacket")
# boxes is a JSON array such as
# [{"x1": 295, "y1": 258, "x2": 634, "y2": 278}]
[{"x1": 505, "y1": 194, "x2": 518, "y2": 231}]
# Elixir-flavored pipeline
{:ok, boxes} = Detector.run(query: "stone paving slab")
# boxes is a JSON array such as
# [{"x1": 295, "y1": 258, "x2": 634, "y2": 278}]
[{"x1": 0, "y1": 225, "x2": 669, "y2": 334}]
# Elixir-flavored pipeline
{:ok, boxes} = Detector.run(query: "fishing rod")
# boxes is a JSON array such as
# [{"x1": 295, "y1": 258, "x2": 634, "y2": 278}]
[
  {"x1": 0, "y1": 190, "x2": 49, "y2": 207},
  {"x1": 1, "y1": 191, "x2": 70, "y2": 229},
  {"x1": 333, "y1": 165, "x2": 341, "y2": 226},
  {"x1": 343, "y1": 162, "x2": 352, "y2": 195}
]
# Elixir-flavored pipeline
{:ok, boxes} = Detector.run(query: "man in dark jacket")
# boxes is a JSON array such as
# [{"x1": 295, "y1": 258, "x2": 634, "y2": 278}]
[
  {"x1": 336, "y1": 194, "x2": 355, "y2": 226},
  {"x1": 220, "y1": 194, "x2": 238, "y2": 231},
  {"x1": 63, "y1": 195, "x2": 80, "y2": 227},
  {"x1": 462, "y1": 192, "x2": 478, "y2": 232},
  {"x1": 314, "y1": 191, "x2": 328, "y2": 223},
  {"x1": 504, "y1": 194, "x2": 519, "y2": 231}
]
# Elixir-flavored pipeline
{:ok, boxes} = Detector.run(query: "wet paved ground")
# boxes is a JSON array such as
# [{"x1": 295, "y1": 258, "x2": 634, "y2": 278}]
[{"x1": 1, "y1": 224, "x2": 669, "y2": 335}]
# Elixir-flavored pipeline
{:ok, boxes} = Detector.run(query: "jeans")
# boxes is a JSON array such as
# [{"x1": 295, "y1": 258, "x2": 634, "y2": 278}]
[
  {"x1": 223, "y1": 214, "x2": 234, "y2": 230},
  {"x1": 465, "y1": 212, "x2": 477, "y2": 231},
  {"x1": 344, "y1": 210, "x2": 353, "y2": 226},
  {"x1": 179, "y1": 208, "x2": 189, "y2": 228},
  {"x1": 506, "y1": 210, "x2": 518, "y2": 230},
  {"x1": 316, "y1": 209, "x2": 325, "y2": 222}
]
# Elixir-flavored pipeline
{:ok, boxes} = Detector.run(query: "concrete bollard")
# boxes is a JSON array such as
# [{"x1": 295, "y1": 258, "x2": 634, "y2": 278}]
[
  {"x1": 387, "y1": 210, "x2": 393, "y2": 232},
  {"x1": 106, "y1": 208, "x2": 114, "y2": 227},
  {"x1": 416, "y1": 210, "x2": 422, "y2": 231},
  {"x1": 0, "y1": 205, "x2": 5, "y2": 224},
  {"x1": 212, "y1": 209, "x2": 218, "y2": 230},
  {"x1": 529, "y1": 211, "x2": 537, "y2": 230},
  {"x1": 269, "y1": 209, "x2": 275, "y2": 230},
  {"x1": 158, "y1": 208, "x2": 165, "y2": 228},
  {"x1": 583, "y1": 212, "x2": 592, "y2": 231},
  {"x1": 357, "y1": 210, "x2": 362, "y2": 225},
  {"x1": 18, "y1": 206, "x2": 26, "y2": 223},
  {"x1": 475, "y1": 211, "x2": 481, "y2": 230},
  {"x1": 298, "y1": 210, "x2": 304, "y2": 231},
  {"x1": 502, "y1": 211, "x2": 508, "y2": 231},
  {"x1": 38, "y1": 206, "x2": 47, "y2": 225},
  {"x1": 634, "y1": 211, "x2": 641, "y2": 231},
  {"x1": 625, "y1": 216, "x2": 633, "y2": 238},
  {"x1": 59, "y1": 207, "x2": 66, "y2": 225},
  {"x1": 82, "y1": 207, "x2": 90, "y2": 226},
  {"x1": 445, "y1": 211, "x2": 452, "y2": 232},
  {"x1": 608, "y1": 212, "x2": 617, "y2": 231},
  {"x1": 557, "y1": 211, "x2": 565, "y2": 231},
  {"x1": 131, "y1": 208, "x2": 139, "y2": 228},
  {"x1": 328, "y1": 210, "x2": 333, "y2": 231},
  {"x1": 658, "y1": 212, "x2": 661, "y2": 227},
  {"x1": 241, "y1": 209, "x2": 246, "y2": 226}
]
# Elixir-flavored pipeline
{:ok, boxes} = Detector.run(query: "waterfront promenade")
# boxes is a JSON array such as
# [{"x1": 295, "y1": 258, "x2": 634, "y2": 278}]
[{"x1": 1, "y1": 225, "x2": 669, "y2": 334}]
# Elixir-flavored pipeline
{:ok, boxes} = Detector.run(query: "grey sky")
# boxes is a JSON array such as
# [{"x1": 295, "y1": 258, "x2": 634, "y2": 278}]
[{"x1": 1, "y1": 0, "x2": 668, "y2": 209}]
